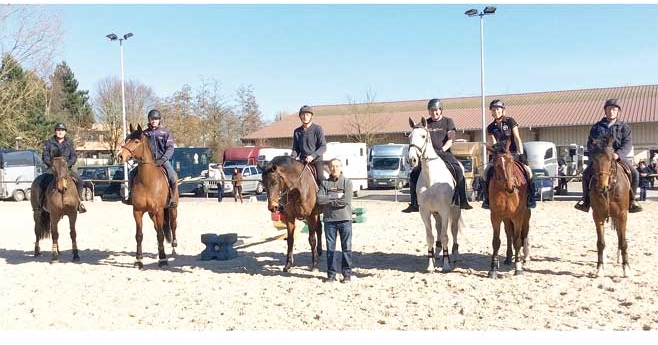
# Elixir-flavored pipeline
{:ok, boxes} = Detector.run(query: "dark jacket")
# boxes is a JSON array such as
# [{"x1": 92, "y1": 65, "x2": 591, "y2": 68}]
[
  {"x1": 291, "y1": 123, "x2": 327, "y2": 162},
  {"x1": 638, "y1": 165, "x2": 653, "y2": 187},
  {"x1": 144, "y1": 125, "x2": 175, "y2": 161},
  {"x1": 317, "y1": 173, "x2": 353, "y2": 222},
  {"x1": 232, "y1": 171, "x2": 243, "y2": 187},
  {"x1": 42, "y1": 137, "x2": 77, "y2": 168},
  {"x1": 587, "y1": 117, "x2": 633, "y2": 160},
  {"x1": 487, "y1": 116, "x2": 520, "y2": 153}
]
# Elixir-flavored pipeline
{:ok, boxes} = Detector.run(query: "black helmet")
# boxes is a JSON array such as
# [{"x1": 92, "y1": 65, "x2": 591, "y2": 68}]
[
  {"x1": 489, "y1": 99, "x2": 505, "y2": 110},
  {"x1": 54, "y1": 122, "x2": 67, "y2": 131},
  {"x1": 604, "y1": 98, "x2": 621, "y2": 111},
  {"x1": 147, "y1": 109, "x2": 162, "y2": 119},
  {"x1": 427, "y1": 98, "x2": 442, "y2": 110},
  {"x1": 299, "y1": 105, "x2": 314, "y2": 116}
]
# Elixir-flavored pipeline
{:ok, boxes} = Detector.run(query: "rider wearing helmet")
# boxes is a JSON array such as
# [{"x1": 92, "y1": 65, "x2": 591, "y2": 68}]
[
  {"x1": 403, "y1": 98, "x2": 473, "y2": 211},
  {"x1": 481, "y1": 99, "x2": 536, "y2": 209},
  {"x1": 123, "y1": 109, "x2": 179, "y2": 208},
  {"x1": 574, "y1": 98, "x2": 642, "y2": 213},
  {"x1": 291, "y1": 105, "x2": 327, "y2": 186},
  {"x1": 40, "y1": 122, "x2": 86, "y2": 213}
]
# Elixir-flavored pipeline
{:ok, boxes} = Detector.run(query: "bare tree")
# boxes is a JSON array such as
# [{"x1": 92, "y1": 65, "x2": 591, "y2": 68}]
[
  {"x1": 344, "y1": 89, "x2": 389, "y2": 147},
  {"x1": 93, "y1": 77, "x2": 158, "y2": 163}
]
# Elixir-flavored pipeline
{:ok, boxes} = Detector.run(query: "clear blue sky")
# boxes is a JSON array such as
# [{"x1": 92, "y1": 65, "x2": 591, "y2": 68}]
[{"x1": 50, "y1": 3, "x2": 658, "y2": 121}]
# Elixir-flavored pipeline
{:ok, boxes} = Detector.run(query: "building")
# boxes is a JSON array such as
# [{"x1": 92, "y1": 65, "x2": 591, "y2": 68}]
[{"x1": 243, "y1": 84, "x2": 658, "y2": 162}]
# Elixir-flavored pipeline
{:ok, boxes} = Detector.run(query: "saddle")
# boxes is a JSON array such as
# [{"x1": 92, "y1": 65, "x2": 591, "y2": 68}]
[{"x1": 617, "y1": 161, "x2": 632, "y2": 183}]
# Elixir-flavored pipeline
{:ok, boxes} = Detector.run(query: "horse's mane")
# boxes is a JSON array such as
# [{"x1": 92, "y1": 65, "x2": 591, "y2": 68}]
[{"x1": 266, "y1": 155, "x2": 300, "y2": 173}]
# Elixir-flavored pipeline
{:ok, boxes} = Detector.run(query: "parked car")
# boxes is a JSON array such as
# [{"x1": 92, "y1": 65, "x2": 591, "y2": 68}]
[
  {"x1": 531, "y1": 168, "x2": 554, "y2": 201},
  {"x1": 76, "y1": 165, "x2": 126, "y2": 201},
  {"x1": 209, "y1": 165, "x2": 264, "y2": 196}
]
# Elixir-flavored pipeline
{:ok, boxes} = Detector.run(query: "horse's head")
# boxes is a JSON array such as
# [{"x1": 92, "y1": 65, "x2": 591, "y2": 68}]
[
  {"x1": 50, "y1": 154, "x2": 69, "y2": 194},
  {"x1": 117, "y1": 124, "x2": 149, "y2": 164},
  {"x1": 407, "y1": 117, "x2": 433, "y2": 168},
  {"x1": 590, "y1": 135, "x2": 616, "y2": 193},
  {"x1": 261, "y1": 157, "x2": 288, "y2": 212},
  {"x1": 491, "y1": 147, "x2": 517, "y2": 194}
]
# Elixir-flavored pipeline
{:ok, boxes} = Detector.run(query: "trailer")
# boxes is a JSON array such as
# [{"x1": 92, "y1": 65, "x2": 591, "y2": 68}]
[{"x1": 323, "y1": 142, "x2": 368, "y2": 195}]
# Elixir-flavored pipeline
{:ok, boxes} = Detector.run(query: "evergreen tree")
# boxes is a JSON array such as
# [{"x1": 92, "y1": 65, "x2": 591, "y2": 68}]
[{"x1": 50, "y1": 61, "x2": 94, "y2": 133}]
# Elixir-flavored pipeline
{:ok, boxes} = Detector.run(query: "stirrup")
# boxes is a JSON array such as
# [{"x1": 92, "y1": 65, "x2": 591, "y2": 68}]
[
  {"x1": 78, "y1": 203, "x2": 87, "y2": 214},
  {"x1": 574, "y1": 200, "x2": 589, "y2": 212},
  {"x1": 629, "y1": 201, "x2": 643, "y2": 213},
  {"x1": 482, "y1": 198, "x2": 490, "y2": 209}
]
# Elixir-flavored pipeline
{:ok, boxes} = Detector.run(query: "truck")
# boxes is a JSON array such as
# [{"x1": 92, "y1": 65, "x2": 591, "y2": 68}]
[
  {"x1": 0, "y1": 149, "x2": 46, "y2": 201},
  {"x1": 170, "y1": 147, "x2": 213, "y2": 196},
  {"x1": 451, "y1": 141, "x2": 483, "y2": 201},
  {"x1": 323, "y1": 142, "x2": 368, "y2": 194},
  {"x1": 222, "y1": 146, "x2": 268, "y2": 167},
  {"x1": 367, "y1": 143, "x2": 410, "y2": 190}
]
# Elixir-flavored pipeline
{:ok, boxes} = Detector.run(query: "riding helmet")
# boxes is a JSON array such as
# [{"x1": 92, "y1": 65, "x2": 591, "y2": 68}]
[
  {"x1": 489, "y1": 99, "x2": 505, "y2": 110},
  {"x1": 147, "y1": 109, "x2": 162, "y2": 119},
  {"x1": 54, "y1": 122, "x2": 67, "y2": 131},
  {"x1": 299, "y1": 105, "x2": 314, "y2": 116},
  {"x1": 604, "y1": 98, "x2": 621, "y2": 111},
  {"x1": 427, "y1": 98, "x2": 442, "y2": 110}
]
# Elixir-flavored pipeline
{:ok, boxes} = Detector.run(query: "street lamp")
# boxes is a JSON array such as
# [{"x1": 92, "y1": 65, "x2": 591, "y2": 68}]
[
  {"x1": 465, "y1": 6, "x2": 496, "y2": 173},
  {"x1": 106, "y1": 32, "x2": 133, "y2": 196},
  {"x1": 15, "y1": 136, "x2": 22, "y2": 150}
]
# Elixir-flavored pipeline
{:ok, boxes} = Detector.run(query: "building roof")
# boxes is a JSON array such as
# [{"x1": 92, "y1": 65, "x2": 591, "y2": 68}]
[{"x1": 244, "y1": 84, "x2": 658, "y2": 140}]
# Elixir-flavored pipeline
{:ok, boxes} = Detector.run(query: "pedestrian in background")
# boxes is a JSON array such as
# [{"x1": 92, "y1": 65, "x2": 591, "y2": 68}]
[{"x1": 232, "y1": 167, "x2": 243, "y2": 203}]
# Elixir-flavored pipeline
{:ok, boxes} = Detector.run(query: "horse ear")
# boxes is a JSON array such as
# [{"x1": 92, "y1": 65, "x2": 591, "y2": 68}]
[
  {"x1": 137, "y1": 124, "x2": 143, "y2": 133},
  {"x1": 129, "y1": 123, "x2": 134, "y2": 133},
  {"x1": 605, "y1": 134, "x2": 614, "y2": 148},
  {"x1": 408, "y1": 117, "x2": 415, "y2": 128},
  {"x1": 420, "y1": 117, "x2": 427, "y2": 128}
]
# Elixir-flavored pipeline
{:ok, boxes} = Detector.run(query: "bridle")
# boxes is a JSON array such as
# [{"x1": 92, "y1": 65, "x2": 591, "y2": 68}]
[
  {"x1": 409, "y1": 127, "x2": 438, "y2": 162},
  {"x1": 267, "y1": 164, "x2": 315, "y2": 211},
  {"x1": 493, "y1": 153, "x2": 520, "y2": 194}
]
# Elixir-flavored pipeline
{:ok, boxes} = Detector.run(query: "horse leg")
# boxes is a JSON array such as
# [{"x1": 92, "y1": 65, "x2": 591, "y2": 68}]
[
  {"x1": 594, "y1": 217, "x2": 606, "y2": 278},
  {"x1": 307, "y1": 218, "x2": 319, "y2": 272},
  {"x1": 522, "y1": 210, "x2": 531, "y2": 263},
  {"x1": 283, "y1": 219, "x2": 295, "y2": 272},
  {"x1": 33, "y1": 210, "x2": 42, "y2": 257},
  {"x1": 50, "y1": 217, "x2": 60, "y2": 264},
  {"x1": 450, "y1": 207, "x2": 461, "y2": 259},
  {"x1": 69, "y1": 212, "x2": 80, "y2": 261},
  {"x1": 503, "y1": 219, "x2": 514, "y2": 265},
  {"x1": 151, "y1": 210, "x2": 168, "y2": 268},
  {"x1": 315, "y1": 216, "x2": 323, "y2": 257},
  {"x1": 615, "y1": 217, "x2": 632, "y2": 277},
  {"x1": 168, "y1": 208, "x2": 178, "y2": 255},
  {"x1": 439, "y1": 214, "x2": 451, "y2": 273},
  {"x1": 489, "y1": 216, "x2": 502, "y2": 279},
  {"x1": 133, "y1": 210, "x2": 145, "y2": 269},
  {"x1": 424, "y1": 211, "x2": 436, "y2": 272},
  {"x1": 512, "y1": 218, "x2": 524, "y2": 275}
]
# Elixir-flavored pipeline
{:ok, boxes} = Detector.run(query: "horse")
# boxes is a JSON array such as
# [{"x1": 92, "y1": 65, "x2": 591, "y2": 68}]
[
  {"x1": 407, "y1": 117, "x2": 463, "y2": 272},
  {"x1": 29, "y1": 154, "x2": 81, "y2": 263},
  {"x1": 261, "y1": 155, "x2": 323, "y2": 272},
  {"x1": 117, "y1": 124, "x2": 178, "y2": 269},
  {"x1": 486, "y1": 142, "x2": 531, "y2": 278},
  {"x1": 589, "y1": 135, "x2": 632, "y2": 278}
]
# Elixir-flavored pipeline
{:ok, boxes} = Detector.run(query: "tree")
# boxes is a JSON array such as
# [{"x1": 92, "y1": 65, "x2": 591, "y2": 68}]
[
  {"x1": 49, "y1": 61, "x2": 94, "y2": 134},
  {"x1": 344, "y1": 89, "x2": 389, "y2": 147},
  {"x1": 236, "y1": 85, "x2": 265, "y2": 138},
  {"x1": 93, "y1": 77, "x2": 158, "y2": 163}
]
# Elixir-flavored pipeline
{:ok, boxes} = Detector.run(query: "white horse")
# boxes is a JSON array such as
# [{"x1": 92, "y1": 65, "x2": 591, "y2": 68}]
[{"x1": 408, "y1": 117, "x2": 463, "y2": 272}]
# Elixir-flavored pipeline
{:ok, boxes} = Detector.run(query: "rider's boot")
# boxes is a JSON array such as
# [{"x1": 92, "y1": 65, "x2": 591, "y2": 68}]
[
  {"x1": 629, "y1": 170, "x2": 643, "y2": 213},
  {"x1": 481, "y1": 180, "x2": 490, "y2": 209},
  {"x1": 575, "y1": 169, "x2": 591, "y2": 212},
  {"x1": 525, "y1": 171, "x2": 537, "y2": 209},
  {"x1": 458, "y1": 178, "x2": 473, "y2": 210},
  {"x1": 76, "y1": 181, "x2": 87, "y2": 213},
  {"x1": 167, "y1": 183, "x2": 178, "y2": 208}
]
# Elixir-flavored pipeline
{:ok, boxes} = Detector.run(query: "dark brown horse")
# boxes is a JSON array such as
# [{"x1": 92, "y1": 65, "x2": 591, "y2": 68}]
[
  {"x1": 30, "y1": 154, "x2": 81, "y2": 263},
  {"x1": 117, "y1": 124, "x2": 178, "y2": 269},
  {"x1": 486, "y1": 142, "x2": 531, "y2": 278},
  {"x1": 589, "y1": 135, "x2": 632, "y2": 277},
  {"x1": 261, "y1": 155, "x2": 323, "y2": 272}
]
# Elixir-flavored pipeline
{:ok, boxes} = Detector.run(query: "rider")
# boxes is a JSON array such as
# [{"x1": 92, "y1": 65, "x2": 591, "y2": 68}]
[
  {"x1": 481, "y1": 99, "x2": 536, "y2": 209},
  {"x1": 123, "y1": 109, "x2": 179, "y2": 208},
  {"x1": 574, "y1": 98, "x2": 643, "y2": 213},
  {"x1": 291, "y1": 105, "x2": 327, "y2": 186},
  {"x1": 403, "y1": 98, "x2": 473, "y2": 211},
  {"x1": 40, "y1": 122, "x2": 86, "y2": 213}
]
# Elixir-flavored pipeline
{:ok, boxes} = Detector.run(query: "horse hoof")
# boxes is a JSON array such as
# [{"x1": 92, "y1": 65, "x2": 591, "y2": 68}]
[
  {"x1": 50, "y1": 259, "x2": 59, "y2": 264},
  {"x1": 134, "y1": 262, "x2": 144, "y2": 269},
  {"x1": 158, "y1": 261, "x2": 168, "y2": 268},
  {"x1": 504, "y1": 259, "x2": 512, "y2": 265},
  {"x1": 488, "y1": 271, "x2": 497, "y2": 279},
  {"x1": 34, "y1": 252, "x2": 41, "y2": 257},
  {"x1": 514, "y1": 270, "x2": 524, "y2": 276},
  {"x1": 73, "y1": 256, "x2": 81, "y2": 262},
  {"x1": 282, "y1": 266, "x2": 290, "y2": 272}
]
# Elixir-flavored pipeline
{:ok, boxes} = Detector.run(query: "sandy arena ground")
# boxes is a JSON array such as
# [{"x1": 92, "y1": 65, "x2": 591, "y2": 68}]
[{"x1": 0, "y1": 195, "x2": 657, "y2": 331}]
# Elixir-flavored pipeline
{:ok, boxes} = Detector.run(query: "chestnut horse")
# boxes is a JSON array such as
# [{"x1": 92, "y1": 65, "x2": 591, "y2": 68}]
[
  {"x1": 117, "y1": 124, "x2": 178, "y2": 269},
  {"x1": 30, "y1": 154, "x2": 81, "y2": 263},
  {"x1": 486, "y1": 142, "x2": 531, "y2": 278},
  {"x1": 589, "y1": 135, "x2": 632, "y2": 277},
  {"x1": 261, "y1": 155, "x2": 323, "y2": 272},
  {"x1": 407, "y1": 117, "x2": 463, "y2": 273}
]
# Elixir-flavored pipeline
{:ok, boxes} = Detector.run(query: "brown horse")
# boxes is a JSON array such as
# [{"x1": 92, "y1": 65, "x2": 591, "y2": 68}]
[
  {"x1": 30, "y1": 154, "x2": 81, "y2": 263},
  {"x1": 589, "y1": 135, "x2": 632, "y2": 277},
  {"x1": 117, "y1": 124, "x2": 178, "y2": 269},
  {"x1": 486, "y1": 142, "x2": 531, "y2": 278},
  {"x1": 261, "y1": 155, "x2": 323, "y2": 272}
]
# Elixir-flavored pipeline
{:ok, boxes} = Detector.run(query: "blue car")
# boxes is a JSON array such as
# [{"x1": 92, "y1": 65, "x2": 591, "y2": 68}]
[{"x1": 531, "y1": 168, "x2": 554, "y2": 201}]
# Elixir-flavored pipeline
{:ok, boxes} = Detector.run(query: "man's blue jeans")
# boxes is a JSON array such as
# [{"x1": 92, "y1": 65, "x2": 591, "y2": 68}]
[{"x1": 324, "y1": 220, "x2": 353, "y2": 278}]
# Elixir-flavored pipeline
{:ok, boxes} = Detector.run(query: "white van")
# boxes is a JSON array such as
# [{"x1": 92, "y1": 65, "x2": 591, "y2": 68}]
[
  {"x1": 0, "y1": 149, "x2": 46, "y2": 201},
  {"x1": 323, "y1": 142, "x2": 368, "y2": 194},
  {"x1": 367, "y1": 143, "x2": 410, "y2": 190},
  {"x1": 523, "y1": 141, "x2": 558, "y2": 178}
]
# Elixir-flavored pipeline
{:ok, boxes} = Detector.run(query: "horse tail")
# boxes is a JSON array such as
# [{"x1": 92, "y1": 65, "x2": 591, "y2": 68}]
[
  {"x1": 34, "y1": 210, "x2": 51, "y2": 240},
  {"x1": 163, "y1": 209, "x2": 172, "y2": 243}
]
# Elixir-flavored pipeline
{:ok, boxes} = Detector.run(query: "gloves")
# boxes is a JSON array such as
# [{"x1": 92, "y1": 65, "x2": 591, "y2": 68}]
[{"x1": 155, "y1": 158, "x2": 167, "y2": 166}]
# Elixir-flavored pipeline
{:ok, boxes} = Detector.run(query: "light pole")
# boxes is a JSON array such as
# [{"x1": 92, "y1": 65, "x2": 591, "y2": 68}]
[
  {"x1": 15, "y1": 136, "x2": 22, "y2": 150},
  {"x1": 106, "y1": 32, "x2": 133, "y2": 196},
  {"x1": 465, "y1": 6, "x2": 496, "y2": 174}
]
